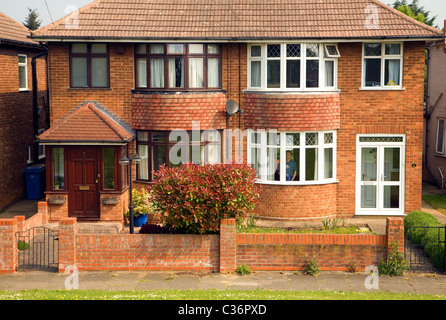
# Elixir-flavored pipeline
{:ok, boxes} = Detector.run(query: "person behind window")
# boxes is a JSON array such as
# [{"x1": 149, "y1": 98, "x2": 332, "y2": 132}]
[{"x1": 286, "y1": 151, "x2": 297, "y2": 181}]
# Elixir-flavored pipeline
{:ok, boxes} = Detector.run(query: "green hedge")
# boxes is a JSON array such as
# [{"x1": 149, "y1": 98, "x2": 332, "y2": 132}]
[{"x1": 404, "y1": 211, "x2": 445, "y2": 270}]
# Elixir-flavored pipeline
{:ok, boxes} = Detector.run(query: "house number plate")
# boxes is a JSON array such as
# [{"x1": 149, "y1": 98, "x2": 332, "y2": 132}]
[{"x1": 79, "y1": 186, "x2": 90, "y2": 191}]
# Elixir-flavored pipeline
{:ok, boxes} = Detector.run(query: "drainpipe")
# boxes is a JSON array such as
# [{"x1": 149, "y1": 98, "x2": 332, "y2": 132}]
[{"x1": 31, "y1": 49, "x2": 48, "y2": 163}]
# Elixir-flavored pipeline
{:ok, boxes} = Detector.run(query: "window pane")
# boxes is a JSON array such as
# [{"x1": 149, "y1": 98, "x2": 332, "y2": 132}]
[
  {"x1": 136, "y1": 44, "x2": 147, "y2": 54},
  {"x1": 364, "y1": 59, "x2": 381, "y2": 87},
  {"x1": 306, "y1": 60, "x2": 319, "y2": 88},
  {"x1": 385, "y1": 59, "x2": 400, "y2": 86},
  {"x1": 267, "y1": 132, "x2": 280, "y2": 146},
  {"x1": 152, "y1": 132, "x2": 166, "y2": 142},
  {"x1": 137, "y1": 145, "x2": 149, "y2": 180},
  {"x1": 250, "y1": 147, "x2": 261, "y2": 178},
  {"x1": 251, "y1": 61, "x2": 261, "y2": 87},
  {"x1": 189, "y1": 58, "x2": 204, "y2": 88},
  {"x1": 72, "y1": 43, "x2": 87, "y2": 53},
  {"x1": 153, "y1": 145, "x2": 167, "y2": 171},
  {"x1": 189, "y1": 44, "x2": 204, "y2": 54},
  {"x1": 18, "y1": 55, "x2": 26, "y2": 64},
  {"x1": 286, "y1": 150, "x2": 298, "y2": 181},
  {"x1": 208, "y1": 58, "x2": 220, "y2": 87},
  {"x1": 19, "y1": 65, "x2": 27, "y2": 89},
  {"x1": 53, "y1": 147, "x2": 65, "y2": 189},
  {"x1": 267, "y1": 60, "x2": 280, "y2": 88},
  {"x1": 208, "y1": 44, "x2": 220, "y2": 54},
  {"x1": 324, "y1": 148, "x2": 333, "y2": 179},
  {"x1": 385, "y1": 44, "x2": 401, "y2": 55},
  {"x1": 286, "y1": 44, "x2": 301, "y2": 57},
  {"x1": 136, "y1": 58, "x2": 147, "y2": 87},
  {"x1": 286, "y1": 60, "x2": 300, "y2": 88},
  {"x1": 437, "y1": 120, "x2": 445, "y2": 153},
  {"x1": 150, "y1": 44, "x2": 164, "y2": 54},
  {"x1": 384, "y1": 186, "x2": 400, "y2": 208},
  {"x1": 361, "y1": 185, "x2": 376, "y2": 208},
  {"x1": 267, "y1": 44, "x2": 281, "y2": 58},
  {"x1": 91, "y1": 57, "x2": 108, "y2": 87},
  {"x1": 361, "y1": 148, "x2": 377, "y2": 181},
  {"x1": 325, "y1": 60, "x2": 334, "y2": 87},
  {"x1": 324, "y1": 132, "x2": 333, "y2": 144},
  {"x1": 168, "y1": 44, "x2": 184, "y2": 54},
  {"x1": 150, "y1": 57, "x2": 164, "y2": 88},
  {"x1": 286, "y1": 133, "x2": 300, "y2": 146},
  {"x1": 364, "y1": 43, "x2": 381, "y2": 56},
  {"x1": 91, "y1": 43, "x2": 107, "y2": 54},
  {"x1": 267, "y1": 147, "x2": 279, "y2": 181},
  {"x1": 384, "y1": 147, "x2": 400, "y2": 182},
  {"x1": 72, "y1": 57, "x2": 88, "y2": 87},
  {"x1": 306, "y1": 44, "x2": 319, "y2": 57},
  {"x1": 305, "y1": 148, "x2": 318, "y2": 181},
  {"x1": 251, "y1": 46, "x2": 261, "y2": 57},
  {"x1": 168, "y1": 58, "x2": 184, "y2": 88},
  {"x1": 305, "y1": 132, "x2": 318, "y2": 145},
  {"x1": 137, "y1": 131, "x2": 149, "y2": 141},
  {"x1": 103, "y1": 148, "x2": 115, "y2": 189}
]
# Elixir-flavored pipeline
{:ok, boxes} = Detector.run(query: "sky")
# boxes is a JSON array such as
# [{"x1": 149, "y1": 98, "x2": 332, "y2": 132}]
[{"x1": 0, "y1": 0, "x2": 445, "y2": 29}]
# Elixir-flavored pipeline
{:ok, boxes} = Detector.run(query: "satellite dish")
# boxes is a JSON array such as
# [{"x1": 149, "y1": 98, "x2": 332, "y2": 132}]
[{"x1": 225, "y1": 99, "x2": 239, "y2": 116}]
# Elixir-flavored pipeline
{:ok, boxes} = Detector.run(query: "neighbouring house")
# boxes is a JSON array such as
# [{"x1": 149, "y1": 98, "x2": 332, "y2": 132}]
[
  {"x1": 30, "y1": 0, "x2": 443, "y2": 226},
  {"x1": 423, "y1": 28, "x2": 446, "y2": 189},
  {"x1": 0, "y1": 12, "x2": 49, "y2": 211}
]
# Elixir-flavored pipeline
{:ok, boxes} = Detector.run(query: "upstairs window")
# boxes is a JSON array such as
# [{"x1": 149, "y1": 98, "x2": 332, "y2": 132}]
[
  {"x1": 362, "y1": 43, "x2": 403, "y2": 89},
  {"x1": 135, "y1": 44, "x2": 221, "y2": 90},
  {"x1": 70, "y1": 43, "x2": 109, "y2": 88},
  {"x1": 248, "y1": 43, "x2": 339, "y2": 91},
  {"x1": 18, "y1": 54, "x2": 28, "y2": 90}
]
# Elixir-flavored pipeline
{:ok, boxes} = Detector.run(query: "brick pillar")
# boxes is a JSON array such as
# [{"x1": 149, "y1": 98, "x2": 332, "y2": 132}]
[
  {"x1": 220, "y1": 218, "x2": 236, "y2": 273},
  {"x1": 58, "y1": 218, "x2": 77, "y2": 273},
  {"x1": 38, "y1": 201, "x2": 48, "y2": 225},
  {"x1": 386, "y1": 217, "x2": 405, "y2": 256},
  {"x1": 0, "y1": 218, "x2": 19, "y2": 273}
]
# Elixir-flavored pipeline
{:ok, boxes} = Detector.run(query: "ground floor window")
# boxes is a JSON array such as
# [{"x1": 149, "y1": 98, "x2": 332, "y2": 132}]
[
  {"x1": 248, "y1": 130, "x2": 336, "y2": 184},
  {"x1": 53, "y1": 147, "x2": 65, "y2": 190},
  {"x1": 136, "y1": 130, "x2": 222, "y2": 181}
]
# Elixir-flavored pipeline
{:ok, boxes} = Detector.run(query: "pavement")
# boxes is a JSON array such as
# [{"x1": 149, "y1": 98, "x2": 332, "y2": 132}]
[{"x1": 1, "y1": 183, "x2": 446, "y2": 296}]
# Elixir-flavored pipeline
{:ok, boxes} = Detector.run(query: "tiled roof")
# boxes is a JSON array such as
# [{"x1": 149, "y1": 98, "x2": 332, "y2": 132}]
[
  {"x1": 31, "y1": 0, "x2": 443, "y2": 40},
  {"x1": 0, "y1": 12, "x2": 41, "y2": 46},
  {"x1": 38, "y1": 102, "x2": 135, "y2": 144}
]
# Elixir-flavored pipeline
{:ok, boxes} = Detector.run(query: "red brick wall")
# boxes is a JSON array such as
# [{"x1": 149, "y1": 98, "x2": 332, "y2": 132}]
[
  {"x1": 254, "y1": 184, "x2": 337, "y2": 220},
  {"x1": 0, "y1": 46, "x2": 48, "y2": 210},
  {"x1": 336, "y1": 41, "x2": 425, "y2": 217}
]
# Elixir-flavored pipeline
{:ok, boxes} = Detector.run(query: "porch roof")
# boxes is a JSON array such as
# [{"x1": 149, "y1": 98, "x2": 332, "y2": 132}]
[
  {"x1": 38, "y1": 102, "x2": 135, "y2": 145},
  {"x1": 30, "y1": 0, "x2": 443, "y2": 41}
]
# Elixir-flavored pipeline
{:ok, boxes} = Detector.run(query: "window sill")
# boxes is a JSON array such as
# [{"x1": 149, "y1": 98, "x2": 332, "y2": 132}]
[
  {"x1": 19, "y1": 89, "x2": 30, "y2": 92},
  {"x1": 255, "y1": 180, "x2": 339, "y2": 186},
  {"x1": 243, "y1": 89, "x2": 341, "y2": 95},
  {"x1": 68, "y1": 87, "x2": 112, "y2": 90},
  {"x1": 359, "y1": 87, "x2": 406, "y2": 91}
]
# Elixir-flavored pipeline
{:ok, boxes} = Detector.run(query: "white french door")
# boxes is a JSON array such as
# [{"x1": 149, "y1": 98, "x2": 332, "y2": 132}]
[{"x1": 356, "y1": 135, "x2": 405, "y2": 215}]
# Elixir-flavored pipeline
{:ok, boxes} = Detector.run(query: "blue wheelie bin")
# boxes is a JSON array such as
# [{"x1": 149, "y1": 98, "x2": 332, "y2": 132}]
[{"x1": 24, "y1": 164, "x2": 46, "y2": 200}]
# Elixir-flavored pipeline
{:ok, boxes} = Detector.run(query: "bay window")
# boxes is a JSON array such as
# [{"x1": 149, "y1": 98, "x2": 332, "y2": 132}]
[
  {"x1": 248, "y1": 130, "x2": 336, "y2": 184},
  {"x1": 135, "y1": 43, "x2": 221, "y2": 90},
  {"x1": 248, "y1": 43, "x2": 339, "y2": 91},
  {"x1": 136, "y1": 130, "x2": 222, "y2": 181},
  {"x1": 362, "y1": 43, "x2": 403, "y2": 89}
]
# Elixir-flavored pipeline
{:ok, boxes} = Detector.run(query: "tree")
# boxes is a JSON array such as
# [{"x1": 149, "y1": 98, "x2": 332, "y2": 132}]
[
  {"x1": 22, "y1": 8, "x2": 42, "y2": 31},
  {"x1": 392, "y1": 0, "x2": 437, "y2": 28}
]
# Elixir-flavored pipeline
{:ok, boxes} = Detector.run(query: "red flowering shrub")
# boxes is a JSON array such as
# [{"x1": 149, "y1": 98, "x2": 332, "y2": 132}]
[{"x1": 151, "y1": 162, "x2": 260, "y2": 234}]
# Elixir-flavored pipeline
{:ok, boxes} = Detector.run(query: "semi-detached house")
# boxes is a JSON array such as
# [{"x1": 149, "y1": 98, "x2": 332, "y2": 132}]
[{"x1": 31, "y1": 0, "x2": 443, "y2": 225}]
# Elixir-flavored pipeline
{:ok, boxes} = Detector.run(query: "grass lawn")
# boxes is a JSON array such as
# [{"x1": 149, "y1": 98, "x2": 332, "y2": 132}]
[
  {"x1": 0, "y1": 289, "x2": 445, "y2": 300},
  {"x1": 422, "y1": 194, "x2": 446, "y2": 215}
]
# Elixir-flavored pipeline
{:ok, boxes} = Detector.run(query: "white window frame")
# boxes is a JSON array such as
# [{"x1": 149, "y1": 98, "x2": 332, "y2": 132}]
[
  {"x1": 361, "y1": 42, "x2": 404, "y2": 90},
  {"x1": 436, "y1": 118, "x2": 445, "y2": 155},
  {"x1": 18, "y1": 54, "x2": 28, "y2": 91},
  {"x1": 247, "y1": 130, "x2": 337, "y2": 185},
  {"x1": 27, "y1": 145, "x2": 33, "y2": 164},
  {"x1": 247, "y1": 43, "x2": 339, "y2": 92},
  {"x1": 38, "y1": 129, "x2": 46, "y2": 159}
]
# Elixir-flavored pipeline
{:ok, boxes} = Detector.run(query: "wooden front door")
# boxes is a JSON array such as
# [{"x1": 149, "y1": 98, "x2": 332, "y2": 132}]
[{"x1": 68, "y1": 147, "x2": 100, "y2": 219}]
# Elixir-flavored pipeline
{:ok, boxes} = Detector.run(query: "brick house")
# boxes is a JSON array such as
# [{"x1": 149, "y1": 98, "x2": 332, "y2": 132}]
[
  {"x1": 31, "y1": 0, "x2": 443, "y2": 225},
  {"x1": 423, "y1": 33, "x2": 446, "y2": 189},
  {"x1": 0, "y1": 12, "x2": 48, "y2": 211}
]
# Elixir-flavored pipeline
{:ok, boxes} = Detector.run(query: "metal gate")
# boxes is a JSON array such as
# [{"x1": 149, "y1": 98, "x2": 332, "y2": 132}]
[
  {"x1": 16, "y1": 227, "x2": 59, "y2": 271},
  {"x1": 404, "y1": 225, "x2": 445, "y2": 273}
]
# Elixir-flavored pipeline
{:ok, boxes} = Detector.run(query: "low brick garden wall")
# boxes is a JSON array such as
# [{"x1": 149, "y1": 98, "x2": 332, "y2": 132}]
[{"x1": 0, "y1": 204, "x2": 404, "y2": 274}]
